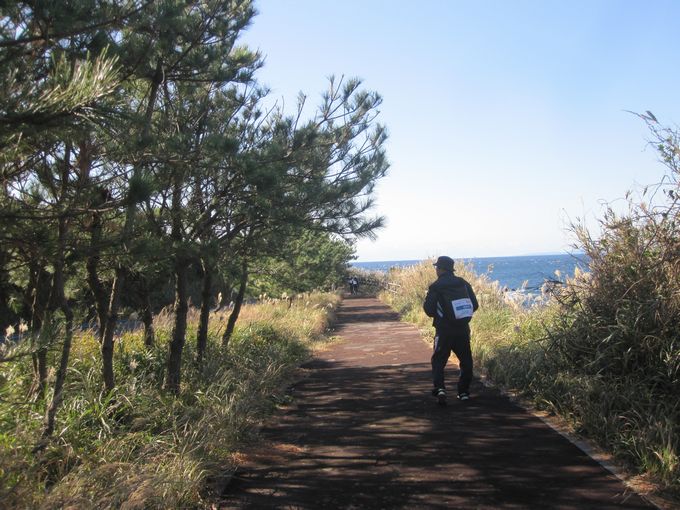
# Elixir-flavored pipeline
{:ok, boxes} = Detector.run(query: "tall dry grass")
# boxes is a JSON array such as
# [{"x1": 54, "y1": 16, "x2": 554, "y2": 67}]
[
  {"x1": 544, "y1": 210, "x2": 680, "y2": 489},
  {"x1": 379, "y1": 260, "x2": 518, "y2": 339},
  {"x1": 381, "y1": 257, "x2": 678, "y2": 494},
  {"x1": 0, "y1": 292, "x2": 340, "y2": 509}
]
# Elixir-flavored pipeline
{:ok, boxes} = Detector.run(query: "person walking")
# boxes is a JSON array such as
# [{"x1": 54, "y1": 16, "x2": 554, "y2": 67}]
[
  {"x1": 423, "y1": 256, "x2": 479, "y2": 406},
  {"x1": 348, "y1": 276, "x2": 358, "y2": 295}
]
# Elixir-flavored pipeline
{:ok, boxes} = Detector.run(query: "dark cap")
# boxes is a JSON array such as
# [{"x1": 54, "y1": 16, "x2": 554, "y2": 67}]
[{"x1": 433, "y1": 255, "x2": 454, "y2": 272}]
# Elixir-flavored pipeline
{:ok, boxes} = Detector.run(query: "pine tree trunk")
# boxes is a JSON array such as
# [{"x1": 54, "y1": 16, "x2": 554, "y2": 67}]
[
  {"x1": 165, "y1": 167, "x2": 188, "y2": 394},
  {"x1": 42, "y1": 272, "x2": 74, "y2": 438},
  {"x1": 101, "y1": 273, "x2": 123, "y2": 392},
  {"x1": 100, "y1": 59, "x2": 163, "y2": 391},
  {"x1": 165, "y1": 256, "x2": 189, "y2": 393},
  {"x1": 86, "y1": 213, "x2": 108, "y2": 342},
  {"x1": 41, "y1": 181, "x2": 73, "y2": 439},
  {"x1": 29, "y1": 264, "x2": 50, "y2": 398},
  {"x1": 22, "y1": 260, "x2": 38, "y2": 329},
  {"x1": 78, "y1": 136, "x2": 108, "y2": 340},
  {"x1": 31, "y1": 349, "x2": 48, "y2": 399},
  {"x1": 0, "y1": 248, "x2": 12, "y2": 334},
  {"x1": 222, "y1": 261, "x2": 248, "y2": 347},
  {"x1": 196, "y1": 264, "x2": 212, "y2": 364},
  {"x1": 142, "y1": 282, "x2": 155, "y2": 348}
]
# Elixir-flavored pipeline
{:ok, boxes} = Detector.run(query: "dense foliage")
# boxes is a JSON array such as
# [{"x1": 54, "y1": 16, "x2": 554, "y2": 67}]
[
  {"x1": 0, "y1": 1, "x2": 386, "y2": 505},
  {"x1": 249, "y1": 230, "x2": 356, "y2": 297},
  {"x1": 0, "y1": 0, "x2": 386, "y2": 416}
]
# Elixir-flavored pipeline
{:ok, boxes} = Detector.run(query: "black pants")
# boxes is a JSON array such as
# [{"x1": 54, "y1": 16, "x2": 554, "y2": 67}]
[{"x1": 431, "y1": 327, "x2": 473, "y2": 395}]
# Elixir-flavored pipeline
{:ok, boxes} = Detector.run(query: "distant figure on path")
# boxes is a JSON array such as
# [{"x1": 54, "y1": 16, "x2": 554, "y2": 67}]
[
  {"x1": 423, "y1": 256, "x2": 479, "y2": 406},
  {"x1": 348, "y1": 276, "x2": 359, "y2": 295}
]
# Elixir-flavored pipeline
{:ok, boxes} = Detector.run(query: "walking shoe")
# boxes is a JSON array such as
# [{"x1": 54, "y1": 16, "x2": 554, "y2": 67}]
[
  {"x1": 457, "y1": 392, "x2": 470, "y2": 401},
  {"x1": 436, "y1": 388, "x2": 447, "y2": 406}
]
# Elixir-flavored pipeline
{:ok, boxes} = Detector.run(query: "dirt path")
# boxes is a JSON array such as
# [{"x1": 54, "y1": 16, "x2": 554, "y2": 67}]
[{"x1": 220, "y1": 296, "x2": 653, "y2": 509}]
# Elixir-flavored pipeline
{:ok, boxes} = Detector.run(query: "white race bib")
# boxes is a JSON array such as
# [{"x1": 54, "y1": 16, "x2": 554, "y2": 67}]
[{"x1": 451, "y1": 298, "x2": 473, "y2": 319}]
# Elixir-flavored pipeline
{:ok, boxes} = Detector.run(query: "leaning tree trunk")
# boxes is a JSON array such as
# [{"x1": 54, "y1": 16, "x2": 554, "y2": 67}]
[
  {"x1": 79, "y1": 138, "x2": 108, "y2": 341},
  {"x1": 222, "y1": 261, "x2": 248, "y2": 347},
  {"x1": 141, "y1": 281, "x2": 155, "y2": 348},
  {"x1": 41, "y1": 147, "x2": 74, "y2": 440},
  {"x1": 28, "y1": 263, "x2": 51, "y2": 398},
  {"x1": 0, "y1": 248, "x2": 13, "y2": 334},
  {"x1": 101, "y1": 59, "x2": 163, "y2": 392},
  {"x1": 42, "y1": 254, "x2": 74, "y2": 439},
  {"x1": 165, "y1": 255, "x2": 189, "y2": 393},
  {"x1": 86, "y1": 212, "x2": 108, "y2": 342},
  {"x1": 101, "y1": 273, "x2": 123, "y2": 392},
  {"x1": 196, "y1": 262, "x2": 213, "y2": 364},
  {"x1": 165, "y1": 165, "x2": 190, "y2": 394}
]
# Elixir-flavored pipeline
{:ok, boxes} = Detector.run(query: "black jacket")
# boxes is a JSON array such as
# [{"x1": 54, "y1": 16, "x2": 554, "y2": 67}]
[{"x1": 423, "y1": 272, "x2": 479, "y2": 333}]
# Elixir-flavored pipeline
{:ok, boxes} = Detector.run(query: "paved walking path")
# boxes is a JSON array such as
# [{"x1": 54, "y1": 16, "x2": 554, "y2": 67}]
[{"x1": 220, "y1": 296, "x2": 653, "y2": 509}]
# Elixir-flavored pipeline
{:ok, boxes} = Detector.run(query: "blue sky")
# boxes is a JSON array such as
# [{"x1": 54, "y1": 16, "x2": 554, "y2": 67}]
[{"x1": 242, "y1": 1, "x2": 680, "y2": 261}]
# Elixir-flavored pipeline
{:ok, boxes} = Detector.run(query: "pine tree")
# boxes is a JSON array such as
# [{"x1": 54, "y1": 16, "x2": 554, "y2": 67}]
[{"x1": 0, "y1": 0, "x2": 132, "y2": 439}]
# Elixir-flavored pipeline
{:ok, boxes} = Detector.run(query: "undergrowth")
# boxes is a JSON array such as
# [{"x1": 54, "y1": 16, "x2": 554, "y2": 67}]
[
  {"x1": 0, "y1": 292, "x2": 340, "y2": 509},
  {"x1": 380, "y1": 256, "x2": 678, "y2": 495}
]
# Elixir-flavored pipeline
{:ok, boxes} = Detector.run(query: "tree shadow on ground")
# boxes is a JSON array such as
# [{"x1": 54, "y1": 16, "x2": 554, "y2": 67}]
[
  {"x1": 221, "y1": 297, "x2": 651, "y2": 509},
  {"x1": 223, "y1": 359, "x2": 650, "y2": 509}
]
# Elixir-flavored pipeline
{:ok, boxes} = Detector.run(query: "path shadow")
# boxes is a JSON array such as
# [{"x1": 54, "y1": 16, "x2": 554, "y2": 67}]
[
  {"x1": 221, "y1": 297, "x2": 650, "y2": 509},
  {"x1": 223, "y1": 358, "x2": 649, "y2": 509},
  {"x1": 335, "y1": 301, "x2": 401, "y2": 323}
]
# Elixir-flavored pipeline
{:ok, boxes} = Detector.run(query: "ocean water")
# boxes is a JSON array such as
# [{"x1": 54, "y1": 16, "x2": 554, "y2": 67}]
[{"x1": 351, "y1": 253, "x2": 588, "y2": 292}]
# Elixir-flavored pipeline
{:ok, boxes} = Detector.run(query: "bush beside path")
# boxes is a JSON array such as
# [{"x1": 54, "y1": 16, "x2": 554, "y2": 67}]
[{"x1": 220, "y1": 296, "x2": 653, "y2": 509}]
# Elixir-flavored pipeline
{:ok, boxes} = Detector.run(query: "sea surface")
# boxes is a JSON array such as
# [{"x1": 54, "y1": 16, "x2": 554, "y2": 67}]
[{"x1": 352, "y1": 253, "x2": 588, "y2": 292}]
